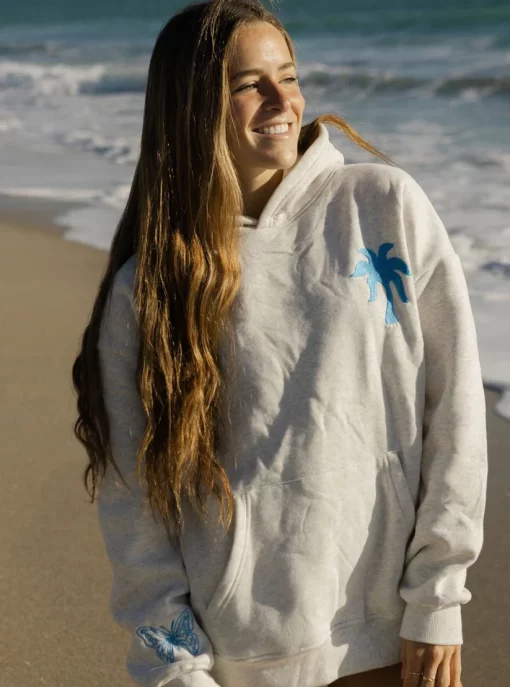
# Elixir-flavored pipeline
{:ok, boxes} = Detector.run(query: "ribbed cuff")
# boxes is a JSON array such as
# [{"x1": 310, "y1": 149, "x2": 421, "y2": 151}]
[
  {"x1": 162, "y1": 669, "x2": 221, "y2": 687},
  {"x1": 399, "y1": 604, "x2": 463, "y2": 645}
]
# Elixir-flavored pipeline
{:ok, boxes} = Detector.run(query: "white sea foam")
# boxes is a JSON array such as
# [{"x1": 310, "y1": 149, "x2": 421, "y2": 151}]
[
  {"x1": 101, "y1": 184, "x2": 131, "y2": 209},
  {"x1": 59, "y1": 205, "x2": 123, "y2": 251},
  {"x1": 0, "y1": 60, "x2": 107, "y2": 96},
  {"x1": 1, "y1": 186, "x2": 103, "y2": 202},
  {"x1": 0, "y1": 116, "x2": 22, "y2": 132},
  {"x1": 57, "y1": 130, "x2": 138, "y2": 165}
]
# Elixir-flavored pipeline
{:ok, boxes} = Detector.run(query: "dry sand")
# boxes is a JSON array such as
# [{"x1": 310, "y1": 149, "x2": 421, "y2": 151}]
[{"x1": 1, "y1": 219, "x2": 508, "y2": 687}]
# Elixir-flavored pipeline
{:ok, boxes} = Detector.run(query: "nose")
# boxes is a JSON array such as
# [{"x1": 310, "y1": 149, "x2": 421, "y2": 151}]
[{"x1": 263, "y1": 81, "x2": 292, "y2": 113}]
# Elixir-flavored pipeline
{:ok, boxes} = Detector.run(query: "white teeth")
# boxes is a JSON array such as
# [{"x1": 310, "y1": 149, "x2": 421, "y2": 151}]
[{"x1": 254, "y1": 123, "x2": 289, "y2": 135}]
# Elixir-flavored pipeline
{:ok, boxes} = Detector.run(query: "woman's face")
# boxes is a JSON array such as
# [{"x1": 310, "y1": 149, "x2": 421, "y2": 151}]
[{"x1": 227, "y1": 22, "x2": 306, "y2": 177}]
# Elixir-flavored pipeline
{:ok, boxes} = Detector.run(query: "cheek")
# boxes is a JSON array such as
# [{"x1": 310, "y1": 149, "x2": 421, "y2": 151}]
[
  {"x1": 230, "y1": 101, "x2": 252, "y2": 133},
  {"x1": 295, "y1": 92, "x2": 306, "y2": 115}
]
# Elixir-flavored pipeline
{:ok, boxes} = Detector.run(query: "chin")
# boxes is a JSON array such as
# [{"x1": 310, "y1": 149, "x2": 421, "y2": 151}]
[{"x1": 254, "y1": 149, "x2": 299, "y2": 169}]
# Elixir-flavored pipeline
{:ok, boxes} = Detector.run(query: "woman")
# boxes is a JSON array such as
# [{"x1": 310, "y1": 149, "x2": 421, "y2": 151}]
[{"x1": 72, "y1": 1, "x2": 487, "y2": 686}]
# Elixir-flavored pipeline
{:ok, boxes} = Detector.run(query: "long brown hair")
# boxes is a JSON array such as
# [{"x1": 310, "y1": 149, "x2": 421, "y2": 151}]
[{"x1": 72, "y1": 0, "x2": 395, "y2": 540}]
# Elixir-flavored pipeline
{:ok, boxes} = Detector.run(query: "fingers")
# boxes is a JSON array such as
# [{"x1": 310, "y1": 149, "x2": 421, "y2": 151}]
[
  {"x1": 432, "y1": 659, "x2": 449, "y2": 687},
  {"x1": 402, "y1": 640, "x2": 425, "y2": 686},
  {"x1": 450, "y1": 647, "x2": 463, "y2": 687},
  {"x1": 400, "y1": 639, "x2": 463, "y2": 686},
  {"x1": 402, "y1": 650, "x2": 422, "y2": 683},
  {"x1": 402, "y1": 663, "x2": 423, "y2": 685},
  {"x1": 421, "y1": 646, "x2": 445, "y2": 686},
  {"x1": 400, "y1": 638, "x2": 405, "y2": 664},
  {"x1": 400, "y1": 638, "x2": 406, "y2": 679},
  {"x1": 402, "y1": 673, "x2": 422, "y2": 685}
]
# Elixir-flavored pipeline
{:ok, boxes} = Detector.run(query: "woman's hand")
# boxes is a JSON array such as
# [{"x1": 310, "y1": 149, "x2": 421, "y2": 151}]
[{"x1": 400, "y1": 638, "x2": 463, "y2": 686}]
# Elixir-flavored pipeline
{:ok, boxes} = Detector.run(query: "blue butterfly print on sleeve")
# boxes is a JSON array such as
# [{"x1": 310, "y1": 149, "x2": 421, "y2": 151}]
[
  {"x1": 350, "y1": 242, "x2": 412, "y2": 325},
  {"x1": 136, "y1": 607, "x2": 200, "y2": 664}
]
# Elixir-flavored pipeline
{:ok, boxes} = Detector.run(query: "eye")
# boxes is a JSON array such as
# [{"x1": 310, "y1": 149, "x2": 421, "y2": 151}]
[
  {"x1": 237, "y1": 83, "x2": 257, "y2": 92},
  {"x1": 235, "y1": 76, "x2": 299, "y2": 93}
]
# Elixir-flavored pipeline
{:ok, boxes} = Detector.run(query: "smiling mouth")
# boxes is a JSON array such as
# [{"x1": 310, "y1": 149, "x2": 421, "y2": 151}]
[{"x1": 252, "y1": 122, "x2": 293, "y2": 137}]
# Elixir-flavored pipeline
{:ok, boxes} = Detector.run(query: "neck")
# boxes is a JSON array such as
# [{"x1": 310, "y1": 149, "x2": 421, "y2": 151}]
[{"x1": 239, "y1": 168, "x2": 284, "y2": 220}]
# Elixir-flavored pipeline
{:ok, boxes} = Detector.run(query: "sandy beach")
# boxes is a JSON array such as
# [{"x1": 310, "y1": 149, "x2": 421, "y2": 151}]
[{"x1": 1, "y1": 215, "x2": 508, "y2": 687}]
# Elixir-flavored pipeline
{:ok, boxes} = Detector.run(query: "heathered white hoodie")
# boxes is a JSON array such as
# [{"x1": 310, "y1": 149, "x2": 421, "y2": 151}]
[{"x1": 97, "y1": 123, "x2": 488, "y2": 687}]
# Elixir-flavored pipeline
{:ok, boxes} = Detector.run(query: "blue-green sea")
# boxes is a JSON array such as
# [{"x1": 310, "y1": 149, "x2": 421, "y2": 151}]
[{"x1": 0, "y1": 0, "x2": 509, "y2": 405}]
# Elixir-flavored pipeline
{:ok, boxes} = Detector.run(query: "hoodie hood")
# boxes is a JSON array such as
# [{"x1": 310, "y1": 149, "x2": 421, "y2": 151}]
[{"x1": 238, "y1": 122, "x2": 344, "y2": 230}]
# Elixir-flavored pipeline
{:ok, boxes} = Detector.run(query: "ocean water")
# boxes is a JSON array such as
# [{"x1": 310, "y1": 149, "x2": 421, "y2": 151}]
[{"x1": 0, "y1": 0, "x2": 509, "y2": 415}]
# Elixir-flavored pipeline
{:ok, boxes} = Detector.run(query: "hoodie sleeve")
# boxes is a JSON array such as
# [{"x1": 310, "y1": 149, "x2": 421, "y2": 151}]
[
  {"x1": 396, "y1": 176, "x2": 488, "y2": 646},
  {"x1": 96, "y1": 264, "x2": 220, "y2": 687}
]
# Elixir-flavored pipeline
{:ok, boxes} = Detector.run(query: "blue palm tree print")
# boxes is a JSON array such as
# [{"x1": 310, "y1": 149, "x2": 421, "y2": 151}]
[{"x1": 349, "y1": 243, "x2": 412, "y2": 325}]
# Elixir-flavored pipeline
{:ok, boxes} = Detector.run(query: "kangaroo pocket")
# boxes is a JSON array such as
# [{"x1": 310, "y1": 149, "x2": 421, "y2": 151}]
[{"x1": 201, "y1": 450, "x2": 416, "y2": 660}]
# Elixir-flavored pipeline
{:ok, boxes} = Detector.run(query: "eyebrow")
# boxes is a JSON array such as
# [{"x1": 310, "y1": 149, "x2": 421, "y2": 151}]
[{"x1": 230, "y1": 61, "x2": 296, "y2": 83}]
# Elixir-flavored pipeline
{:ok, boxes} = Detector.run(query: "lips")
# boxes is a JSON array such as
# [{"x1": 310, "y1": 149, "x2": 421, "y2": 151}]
[
  {"x1": 252, "y1": 128, "x2": 290, "y2": 138},
  {"x1": 252, "y1": 122, "x2": 293, "y2": 133}
]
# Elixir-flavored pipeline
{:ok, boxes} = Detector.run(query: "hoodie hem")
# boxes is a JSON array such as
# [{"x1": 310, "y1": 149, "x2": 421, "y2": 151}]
[{"x1": 211, "y1": 614, "x2": 403, "y2": 687}]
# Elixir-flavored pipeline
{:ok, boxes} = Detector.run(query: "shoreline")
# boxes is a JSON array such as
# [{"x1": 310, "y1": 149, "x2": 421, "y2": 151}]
[{"x1": 0, "y1": 191, "x2": 87, "y2": 241}]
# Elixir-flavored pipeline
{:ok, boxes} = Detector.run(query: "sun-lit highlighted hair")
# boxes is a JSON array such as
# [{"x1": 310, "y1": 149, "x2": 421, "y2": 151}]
[{"x1": 72, "y1": 0, "x2": 395, "y2": 540}]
